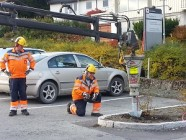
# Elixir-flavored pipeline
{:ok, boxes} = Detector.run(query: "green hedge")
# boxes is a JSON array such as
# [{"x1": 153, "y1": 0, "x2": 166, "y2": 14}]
[
  {"x1": 0, "y1": 37, "x2": 122, "y2": 69},
  {"x1": 143, "y1": 42, "x2": 186, "y2": 80}
]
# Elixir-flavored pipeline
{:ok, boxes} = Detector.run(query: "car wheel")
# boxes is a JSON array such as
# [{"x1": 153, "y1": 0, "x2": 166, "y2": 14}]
[
  {"x1": 39, "y1": 81, "x2": 58, "y2": 104},
  {"x1": 109, "y1": 77, "x2": 124, "y2": 96}
]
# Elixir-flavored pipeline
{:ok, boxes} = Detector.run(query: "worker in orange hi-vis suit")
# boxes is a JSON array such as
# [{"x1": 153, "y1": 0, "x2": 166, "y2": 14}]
[
  {"x1": 0, "y1": 36, "x2": 35, "y2": 116},
  {"x1": 67, "y1": 64, "x2": 103, "y2": 117}
]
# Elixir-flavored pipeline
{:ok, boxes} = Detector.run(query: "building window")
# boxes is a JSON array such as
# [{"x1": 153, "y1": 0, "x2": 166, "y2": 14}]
[
  {"x1": 74, "y1": 3, "x2": 77, "y2": 11},
  {"x1": 69, "y1": 4, "x2": 73, "y2": 14},
  {"x1": 119, "y1": 0, "x2": 148, "y2": 12},
  {"x1": 86, "y1": 1, "x2": 92, "y2": 9},
  {"x1": 119, "y1": 0, "x2": 128, "y2": 12},
  {"x1": 64, "y1": 7, "x2": 68, "y2": 13},
  {"x1": 129, "y1": 0, "x2": 138, "y2": 10},
  {"x1": 139, "y1": 0, "x2": 147, "y2": 9},
  {"x1": 63, "y1": 4, "x2": 76, "y2": 14},
  {"x1": 103, "y1": 0, "x2": 108, "y2": 7},
  {"x1": 128, "y1": 0, "x2": 147, "y2": 10}
]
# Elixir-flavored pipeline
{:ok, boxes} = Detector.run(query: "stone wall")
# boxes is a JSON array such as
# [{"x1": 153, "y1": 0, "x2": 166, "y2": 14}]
[{"x1": 139, "y1": 78, "x2": 186, "y2": 99}]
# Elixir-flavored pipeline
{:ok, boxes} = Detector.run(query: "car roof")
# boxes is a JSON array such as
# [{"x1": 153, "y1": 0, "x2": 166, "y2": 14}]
[
  {"x1": 33, "y1": 51, "x2": 85, "y2": 57},
  {"x1": 0, "y1": 47, "x2": 45, "y2": 52},
  {"x1": 0, "y1": 47, "x2": 46, "y2": 58}
]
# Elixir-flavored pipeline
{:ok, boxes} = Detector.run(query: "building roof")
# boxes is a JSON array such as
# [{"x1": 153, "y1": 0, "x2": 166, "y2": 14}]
[{"x1": 47, "y1": 0, "x2": 79, "y2": 4}]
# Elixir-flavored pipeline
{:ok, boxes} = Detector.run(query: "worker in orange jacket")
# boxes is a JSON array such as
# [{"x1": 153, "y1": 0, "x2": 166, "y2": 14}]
[
  {"x1": 67, "y1": 64, "x2": 103, "y2": 117},
  {"x1": 0, "y1": 36, "x2": 35, "y2": 116}
]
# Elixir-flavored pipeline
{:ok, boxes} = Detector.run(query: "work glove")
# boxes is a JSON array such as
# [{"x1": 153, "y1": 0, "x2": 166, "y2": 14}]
[
  {"x1": 25, "y1": 69, "x2": 32, "y2": 75},
  {"x1": 92, "y1": 93, "x2": 99, "y2": 101},
  {"x1": 1, "y1": 69, "x2": 11, "y2": 76},
  {"x1": 82, "y1": 92, "x2": 90, "y2": 101}
]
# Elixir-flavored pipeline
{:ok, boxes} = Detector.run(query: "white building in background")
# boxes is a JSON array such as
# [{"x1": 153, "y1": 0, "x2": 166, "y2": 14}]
[{"x1": 47, "y1": 0, "x2": 186, "y2": 35}]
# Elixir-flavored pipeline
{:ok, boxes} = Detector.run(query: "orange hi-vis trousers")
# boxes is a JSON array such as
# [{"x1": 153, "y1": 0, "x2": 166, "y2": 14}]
[{"x1": 10, "y1": 100, "x2": 28, "y2": 110}]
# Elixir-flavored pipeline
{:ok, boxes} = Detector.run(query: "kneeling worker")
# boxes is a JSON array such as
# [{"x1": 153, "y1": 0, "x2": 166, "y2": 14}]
[{"x1": 67, "y1": 64, "x2": 103, "y2": 117}]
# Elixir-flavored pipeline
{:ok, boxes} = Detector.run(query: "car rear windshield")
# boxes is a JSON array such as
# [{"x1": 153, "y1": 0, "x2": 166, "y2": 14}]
[{"x1": 33, "y1": 54, "x2": 48, "y2": 63}]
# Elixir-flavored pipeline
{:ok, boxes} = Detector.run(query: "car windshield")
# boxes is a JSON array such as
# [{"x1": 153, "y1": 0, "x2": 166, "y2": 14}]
[{"x1": 33, "y1": 54, "x2": 48, "y2": 63}]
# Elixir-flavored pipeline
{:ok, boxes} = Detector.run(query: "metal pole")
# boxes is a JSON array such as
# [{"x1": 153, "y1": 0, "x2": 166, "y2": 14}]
[
  {"x1": 96, "y1": 0, "x2": 97, "y2": 9},
  {"x1": 163, "y1": 0, "x2": 166, "y2": 44},
  {"x1": 147, "y1": 58, "x2": 150, "y2": 79}
]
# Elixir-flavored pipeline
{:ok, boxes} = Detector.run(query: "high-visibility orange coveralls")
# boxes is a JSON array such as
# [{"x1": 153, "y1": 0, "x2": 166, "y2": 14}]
[
  {"x1": 69, "y1": 73, "x2": 102, "y2": 116},
  {"x1": 0, "y1": 48, "x2": 35, "y2": 112}
]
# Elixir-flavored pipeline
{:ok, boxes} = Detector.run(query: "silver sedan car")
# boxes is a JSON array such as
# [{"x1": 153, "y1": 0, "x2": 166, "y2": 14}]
[{"x1": 0, "y1": 52, "x2": 129, "y2": 103}]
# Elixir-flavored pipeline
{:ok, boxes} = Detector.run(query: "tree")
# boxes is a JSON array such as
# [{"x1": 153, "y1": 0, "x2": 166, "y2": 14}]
[
  {"x1": 133, "y1": 21, "x2": 143, "y2": 40},
  {"x1": 165, "y1": 18, "x2": 179, "y2": 37}
]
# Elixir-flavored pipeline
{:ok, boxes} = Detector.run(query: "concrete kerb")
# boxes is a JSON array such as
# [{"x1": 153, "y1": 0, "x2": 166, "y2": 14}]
[{"x1": 98, "y1": 112, "x2": 186, "y2": 130}]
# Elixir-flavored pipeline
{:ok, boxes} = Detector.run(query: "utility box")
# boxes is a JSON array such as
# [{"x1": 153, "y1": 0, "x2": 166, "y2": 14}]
[{"x1": 124, "y1": 55, "x2": 144, "y2": 96}]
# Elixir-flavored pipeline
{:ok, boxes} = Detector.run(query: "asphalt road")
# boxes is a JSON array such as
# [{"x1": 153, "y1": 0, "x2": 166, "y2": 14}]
[{"x1": 0, "y1": 92, "x2": 186, "y2": 140}]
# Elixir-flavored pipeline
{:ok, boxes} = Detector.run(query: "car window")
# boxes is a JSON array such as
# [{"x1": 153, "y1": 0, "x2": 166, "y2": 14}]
[
  {"x1": 75, "y1": 54, "x2": 100, "y2": 68},
  {"x1": 28, "y1": 50, "x2": 34, "y2": 55},
  {"x1": 48, "y1": 54, "x2": 77, "y2": 68}
]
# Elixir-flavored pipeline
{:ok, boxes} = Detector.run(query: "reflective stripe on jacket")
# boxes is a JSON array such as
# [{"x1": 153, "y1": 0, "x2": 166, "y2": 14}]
[
  {"x1": 0, "y1": 48, "x2": 35, "y2": 78},
  {"x1": 72, "y1": 74, "x2": 99, "y2": 101}
]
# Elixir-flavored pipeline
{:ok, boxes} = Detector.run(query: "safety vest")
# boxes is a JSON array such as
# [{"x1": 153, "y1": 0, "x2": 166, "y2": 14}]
[
  {"x1": 72, "y1": 74, "x2": 99, "y2": 101},
  {"x1": 0, "y1": 48, "x2": 35, "y2": 78}
]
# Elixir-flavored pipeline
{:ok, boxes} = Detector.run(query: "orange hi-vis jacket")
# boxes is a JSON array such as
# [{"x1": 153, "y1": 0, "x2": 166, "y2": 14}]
[
  {"x1": 72, "y1": 74, "x2": 99, "y2": 101},
  {"x1": 0, "y1": 48, "x2": 35, "y2": 78}
]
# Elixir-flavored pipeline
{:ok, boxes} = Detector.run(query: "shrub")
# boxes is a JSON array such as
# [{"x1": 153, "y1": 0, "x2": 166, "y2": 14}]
[
  {"x1": 172, "y1": 25, "x2": 186, "y2": 41},
  {"x1": 0, "y1": 26, "x2": 12, "y2": 38},
  {"x1": 165, "y1": 18, "x2": 179, "y2": 37},
  {"x1": 143, "y1": 43, "x2": 186, "y2": 80}
]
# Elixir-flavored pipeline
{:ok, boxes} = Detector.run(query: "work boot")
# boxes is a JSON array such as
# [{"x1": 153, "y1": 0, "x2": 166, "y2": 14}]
[
  {"x1": 67, "y1": 102, "x2": 72, "y2": 114},
  {"x1": 21, "y1": 109, "x2": 29, "y2": 116},
  {"x1": 91, "y1": 112, "x2": 103, "y2": 117},
  {"x1": 9, "y1": 110, "x2": 17, "y2": 116}
]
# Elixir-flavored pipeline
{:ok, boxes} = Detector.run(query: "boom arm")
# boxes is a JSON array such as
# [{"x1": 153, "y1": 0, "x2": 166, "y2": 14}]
[
  {"x1": 0, "y1": 2, "x2": 138, "y2": 56},
  {"x1": 0, "y1": 2, "x2": 119, "y2": 41}
]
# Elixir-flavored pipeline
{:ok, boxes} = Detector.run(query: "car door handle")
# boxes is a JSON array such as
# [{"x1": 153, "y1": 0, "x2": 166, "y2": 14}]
[{"x1": 55, "y1": 71, "x2": 60, "y2": 74}]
